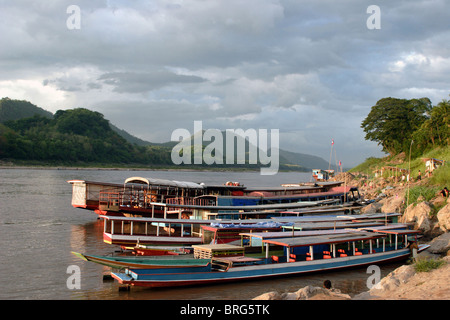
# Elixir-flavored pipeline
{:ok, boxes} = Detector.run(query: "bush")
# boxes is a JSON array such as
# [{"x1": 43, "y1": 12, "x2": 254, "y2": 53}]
[
  {"x1": 414, "y1": 258, "x2": 446, "y2": 273},
  {"x1": 430, "y1": 165, "x2": 450, "y2": 185},
  {"x1": 408, "y1": 185, "x2": 441, "y2": 204}
]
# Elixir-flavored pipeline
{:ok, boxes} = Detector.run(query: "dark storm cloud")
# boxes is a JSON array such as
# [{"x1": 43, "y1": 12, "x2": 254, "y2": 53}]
[
  {"x1": 0, "y1": 0, "x2": 449, "y2": 166},
  {"x1": 98, "y1": 70, "x2": 206, "y2": 93}
]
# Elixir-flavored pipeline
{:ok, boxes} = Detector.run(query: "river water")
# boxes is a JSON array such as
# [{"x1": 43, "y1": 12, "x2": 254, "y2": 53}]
[{"x1": 0, "y1": 168, "x2": 402, "y2": 300}]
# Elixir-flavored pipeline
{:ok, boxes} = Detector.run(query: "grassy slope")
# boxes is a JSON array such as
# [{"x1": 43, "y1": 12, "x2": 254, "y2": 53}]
[
  {"x1": 350, "y1": 146, "x2": 449, "y2": 184},
  {"x1": 350, "y1": 146, "x2": 450, "y2": 208}
]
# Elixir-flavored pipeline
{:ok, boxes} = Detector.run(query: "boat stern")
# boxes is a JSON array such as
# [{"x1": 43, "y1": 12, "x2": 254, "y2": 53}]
[{"x1": 111, "y1": 272, "x2": 134, "y2": 285}]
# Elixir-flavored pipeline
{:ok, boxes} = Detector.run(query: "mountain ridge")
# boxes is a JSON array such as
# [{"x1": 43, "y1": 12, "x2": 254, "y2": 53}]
[{"x1": 0, "y1": 97, "x2": 333, "y2": 171}]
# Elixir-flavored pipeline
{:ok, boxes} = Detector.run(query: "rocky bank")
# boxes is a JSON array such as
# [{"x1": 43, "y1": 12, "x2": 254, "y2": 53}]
[
  {"x1": 253, "y1": 255, "x2": 449, "y2": 300},
  {"x1": 253, "y1": 172, "x2": 450, "y2": 300}
]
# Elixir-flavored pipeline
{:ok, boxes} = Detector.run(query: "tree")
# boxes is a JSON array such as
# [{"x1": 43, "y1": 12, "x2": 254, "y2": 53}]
[
  {"x1": 54, "y1": 108, "x2": 111, "y2": 139},
  {"x1": 361, "y1": 97, "x2": 432, "y2": 155},
  {"x1": 412, "y1": 98, "x2": 450, "y2": 155}
]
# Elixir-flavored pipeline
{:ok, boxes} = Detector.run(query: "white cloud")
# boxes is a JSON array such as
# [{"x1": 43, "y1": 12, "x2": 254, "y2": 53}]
[{"x1": 0, "y1": 0, "x2": 448, "y2": 166}]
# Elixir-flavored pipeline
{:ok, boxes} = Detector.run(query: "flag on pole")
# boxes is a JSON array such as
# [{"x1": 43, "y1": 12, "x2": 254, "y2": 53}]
[
  {"x1": 331, "y1": 139, "x2": 334, "y2": 146},
  {"x1": 339, "y1": 160, "x2": 342, "y2": 167}
]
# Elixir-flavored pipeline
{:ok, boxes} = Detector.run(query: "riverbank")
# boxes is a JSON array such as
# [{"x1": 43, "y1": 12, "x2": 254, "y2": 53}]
[
  {"x1": 0, "y1": 162, "x2": 262, "y2": 172},
  {"x1": 254, "y1": 168, "x2": 450, "y2": 300},
  {"x1": 340, "y1": 169, "x2": 449, "y2": 299},
  {"x1": 354, "y1": 255, "x2": 450, "y2": 300},
  {"x1": 253, "y1": 255, "x2": 449, "y2": 300},
  {"x1": 0, "y1": 162, "x2": 308, "y2": 173}
]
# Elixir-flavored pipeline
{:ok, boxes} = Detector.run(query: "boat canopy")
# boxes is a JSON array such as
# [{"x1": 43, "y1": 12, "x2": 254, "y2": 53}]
[
  {"x1": 262, "y1": 231, "x2": 386, "y2": 248},
  {"x1": 124, "y1": 177, "x2": 204, "y2": 189}
]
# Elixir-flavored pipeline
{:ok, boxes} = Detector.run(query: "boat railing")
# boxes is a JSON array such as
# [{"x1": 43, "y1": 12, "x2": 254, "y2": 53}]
[
  {"x1": 99, "y1": 191, "x2": 121, "y2": 212},
  {"x1": 104, "y1": 218, "x2": 203, "y2": 239},
  {"x1": 165, "y1": 197, "x2": 216, "y2": 207},
  {"x1": 272, "y1": 241, "x2": 408, "y2": 263}
]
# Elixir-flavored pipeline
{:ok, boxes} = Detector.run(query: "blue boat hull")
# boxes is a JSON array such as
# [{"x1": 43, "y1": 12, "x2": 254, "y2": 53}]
[{"x1": 111, "y1": 245, "x2": 429, "y2": 288}]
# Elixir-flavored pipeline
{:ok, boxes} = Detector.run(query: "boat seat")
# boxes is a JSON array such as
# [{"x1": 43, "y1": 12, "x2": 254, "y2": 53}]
[
  {"x1": 354, "y1": 252, "x2": 362, "y2": 256},
  {"x1": 340, "y1": 253, "x2": 347, "y2": 257},
  {"x1": 323, "y1": 255, "x2": 331, "y2": 259}
]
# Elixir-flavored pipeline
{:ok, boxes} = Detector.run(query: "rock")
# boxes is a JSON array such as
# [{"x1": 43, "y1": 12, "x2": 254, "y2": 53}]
[
  {"x1": 253, "y1": 286, "x2": 351, "y2": 300},
  {"x1": 280, "y1": 292, "x2": 299, "y2": 300},
  {"x1": 293, "y1": 286, "x2": 351, "y2": 300},
  {"x1": 430, "y1": 195, "x2": 447, "y2": 209},
  {"x1": 401, "y1": 202, "x2": 433, "y2": 233},
  {"x1": 252, "y1": 291, "x2": 282, "y2": 300},
  {"x1": 332, "y1": 172, "x2": 355, "y2": 183},
  {"x1": 427, "y1": 232, "x2": 450, "y2": 255},
  {"x1": 369, "y1": 264, "x2": 416, "y2": 294},
  {"x1": 380, "y1": 194, "x2": 405, "y2": 213},
  {"x1": 417, "y1": 195, "x2": 426, "y2": 202},
  {"x1": 361, "y1": 201, "x2": 382, "y2": 214},
  {"x1": 308, "y1": 292, "x2": 351, "y2": 300},
  {"x1": 437, "y1": 204, "x2": 450, "y2": 232}
]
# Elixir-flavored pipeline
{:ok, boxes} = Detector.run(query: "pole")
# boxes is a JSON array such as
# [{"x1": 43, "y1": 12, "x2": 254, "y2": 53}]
[
  {"x1": 328, "y1": 145, "x2": 333, "y2": 171},
  {"x1": 406, "y1": 140, "x2": 414, "y2": 209}
]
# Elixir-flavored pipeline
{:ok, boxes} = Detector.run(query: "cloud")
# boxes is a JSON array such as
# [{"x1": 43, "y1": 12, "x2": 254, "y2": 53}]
[
  {"x1": 0, "y1": 0, "x2": 449, "y2": 167},
  {"x1": 97, "y1": 70, "x2": 206, "y2": 93}
]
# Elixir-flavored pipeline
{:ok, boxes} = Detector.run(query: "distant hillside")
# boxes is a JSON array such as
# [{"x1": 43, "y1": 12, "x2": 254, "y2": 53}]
[
  {"x1": 0, "y1": 106, "x2": 172, "y2": 165},
  {"x1": 0, "y1": 97, "x2": 53, "y2": 122},
  {"x1": 0, "y1": 98, "x2": 333, "y2": 170},
  {"x1": 161, "y1": 129, "x2": 333, "y2": 171},
  {"x1": 110, "y1": 123, "x2": 152, "y2": 146},
  {"x1": 279, "y1": 149, "x2": 333, "y2": 171}
]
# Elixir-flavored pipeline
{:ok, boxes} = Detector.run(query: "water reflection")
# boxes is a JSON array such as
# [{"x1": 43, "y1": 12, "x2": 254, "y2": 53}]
[
  {"x1": 66, "y1": 218, "x2": 403, "y2": 300},
  {"x1": 1, "y1": 168, "x2": 403, "y2": 300}
]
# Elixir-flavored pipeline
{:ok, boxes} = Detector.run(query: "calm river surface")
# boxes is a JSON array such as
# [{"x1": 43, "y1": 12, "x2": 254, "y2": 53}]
[{"x1": 0, "y1": 168, "x2": 402, "y2": 300}]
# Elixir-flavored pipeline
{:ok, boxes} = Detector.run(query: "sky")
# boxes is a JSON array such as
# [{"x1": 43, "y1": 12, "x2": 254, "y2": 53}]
[{"x1": 0, "y1": 0, "x2": 449, "y2": 167}]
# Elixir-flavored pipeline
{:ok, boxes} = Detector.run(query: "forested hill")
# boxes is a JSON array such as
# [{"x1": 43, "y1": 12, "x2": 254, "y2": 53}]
[
  {"x1": 0, "y1": 98, "x2": 329, "y2": 170},
  {"x1": 0, "y1": 100, "x2": 172, "y2": 165},
  {"x1": 0, "y1": 97, "x2": 53, "y2": 122}
]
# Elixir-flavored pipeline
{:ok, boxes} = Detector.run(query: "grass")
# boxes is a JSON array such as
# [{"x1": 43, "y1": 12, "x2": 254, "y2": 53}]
[
  {"x1": 430, "y1": 164, "x2": 450, "y2": 185},
  {"x1": 408, "y1": 185, "x2": 442, "y2": 203},
  {"x1": 349, "y1": 156, "x2": 386, "y2": 175},
  {"x1": 350, "y1": 146, "x2": 450, "y2": 184},
  {"x1": 414, "y1": 258, "x2": 446, "y2": 273}
]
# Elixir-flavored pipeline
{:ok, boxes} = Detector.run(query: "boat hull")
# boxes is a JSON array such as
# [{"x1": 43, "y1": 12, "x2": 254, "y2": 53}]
[
  {"x1": 111, "y1": 245, "x2": 430, "y2": 288},
  {"x1": 72, "y1": 252, "x2": 210, "y2": 269},
  {"x1": 103, "y1": 233, "x2": 203, "y2": 246}
]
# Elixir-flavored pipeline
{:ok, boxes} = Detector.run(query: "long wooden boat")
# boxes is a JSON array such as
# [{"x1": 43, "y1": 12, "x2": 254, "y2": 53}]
[
  {"x1": 271, "y1": 212, "x2": 401, "y2": 223},
  {"x1": 122, "y1": 244, "x2": 192, "y2": 256},
  {"x1": 71, "y1": 251, "x2": 211, "y2": 269},
  {"x1": 238, "y1": 223, "x2": 411, "y2": 246},
  {"x1": 111, "y1": 230, "x2": 429, "y2": 288},
  {"x1": 100, "y1": 212, "x2": 402, "y2": 247},
  {"x1": 67, "y1": 176, "x2": 360, "y2": 217},
  {"x1": 100, "y1": 215, "x2": 293, "y2": 246}
]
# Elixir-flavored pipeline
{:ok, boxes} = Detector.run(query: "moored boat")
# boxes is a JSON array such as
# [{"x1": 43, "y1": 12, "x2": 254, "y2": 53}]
[
  {"x1": 67, "y1": 176, "x2": 360, "y2": 217},
  {"x1": 124, "y1": 244, "x2": 192, "y2": 256},
  {"x1": 100, "y1": 215, "x2": 294, "y2": 246},
  {"x1": 111, "y1": 229, "x2": 429, "y2": 288},
  {"x1": 71, "y1": 251, "x2": 211, "y2": 269}
]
